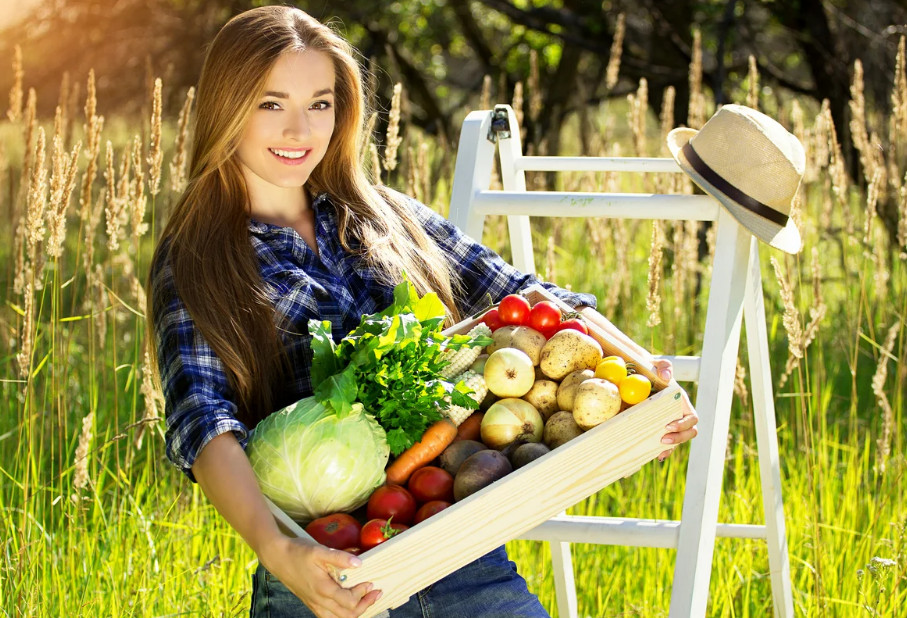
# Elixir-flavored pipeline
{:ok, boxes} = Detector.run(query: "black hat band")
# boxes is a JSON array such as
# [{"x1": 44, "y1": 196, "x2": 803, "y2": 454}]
[{"x1": 682, "y1": 142, "x2": 790, "y2": 227}]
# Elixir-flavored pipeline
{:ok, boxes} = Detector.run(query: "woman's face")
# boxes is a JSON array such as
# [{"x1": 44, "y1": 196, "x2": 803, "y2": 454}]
[{"x1": 236, "y1": 49, "x2": 336, "y2": 200}]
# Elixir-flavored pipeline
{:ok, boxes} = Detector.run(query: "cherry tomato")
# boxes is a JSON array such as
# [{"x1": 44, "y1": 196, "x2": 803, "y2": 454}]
[
  {"x1": 360, "y1": 518, "x2": 408, "y2": 551},
  {"x1": 407, "y1": 466, "x2": 455, "y2": 504},
  {"x1": 498, "y1": 294, "x2": 531, "y2": 326},
  {"x1": 619, "y1": 374, "x2": 652, "y2": 405},
  {"x1": 526, "y1": 301, "x2": 562, "y2": 337},
  {"x1": 481, "y1": 307, "x2": 506, "y2": 332},
  {"x1": 595, "y1": 355, "x2": 627, "y2": 385},
  {"x1": 556, "y1": 317, "x2": 589, "y2": 336},
  {"x1": 367, "y1": 484, "x2": 417, "y2": 525},
  {"x1": 414, "y1": 500, "x2": 452, "y2": 524},
  {"x1": 304, "y1": 513, "x2": 362, "y2": 550}
]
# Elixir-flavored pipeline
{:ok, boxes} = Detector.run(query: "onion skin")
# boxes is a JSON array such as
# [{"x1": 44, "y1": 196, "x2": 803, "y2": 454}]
[{"x1": 480, "y1": 398, "x2": 544, "y2": 449}]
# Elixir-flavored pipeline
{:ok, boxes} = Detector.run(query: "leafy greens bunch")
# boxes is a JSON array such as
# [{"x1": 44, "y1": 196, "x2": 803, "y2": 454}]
[{"x1": 309, "y1": 279, "x2": 492, "y2": 456}]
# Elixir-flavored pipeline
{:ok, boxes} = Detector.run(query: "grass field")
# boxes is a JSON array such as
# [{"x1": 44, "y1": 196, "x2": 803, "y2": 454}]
[{"x1": 1, "y1": 38, "x2": 905, "y2": 617}]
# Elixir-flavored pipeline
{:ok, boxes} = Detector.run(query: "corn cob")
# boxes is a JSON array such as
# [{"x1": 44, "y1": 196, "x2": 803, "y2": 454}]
[
  {"x1": 439, "y1": 323, "x2": 493, "y2": 379},
  {"x1": 442, "y1": 369, "x2": 488, "y2": 426}
]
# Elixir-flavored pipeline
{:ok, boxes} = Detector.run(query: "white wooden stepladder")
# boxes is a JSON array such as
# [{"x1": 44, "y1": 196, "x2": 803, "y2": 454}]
[{"x1": 448, "y1": 105, "x2": 795, "y2": 617}]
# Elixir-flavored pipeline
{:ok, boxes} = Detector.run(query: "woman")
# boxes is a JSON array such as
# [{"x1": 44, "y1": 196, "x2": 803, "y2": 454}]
[{"x1": 147, "y1": 6, "x2": 698, "y2": 617}]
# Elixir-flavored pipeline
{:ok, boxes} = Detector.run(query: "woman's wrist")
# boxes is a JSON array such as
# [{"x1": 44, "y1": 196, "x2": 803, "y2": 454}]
[{"x1": 254, "y1": 527, "x2": 295, "y2": 569}]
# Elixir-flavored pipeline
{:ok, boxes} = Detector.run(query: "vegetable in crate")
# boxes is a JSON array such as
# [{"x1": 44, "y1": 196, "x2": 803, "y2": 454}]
[
  {"x1": 246, "y1": 398, "x2": 389, "y2": 523},
  {"x1": 309, "y1": 278, "x2": 491, "y2": 456},
  {"x1": 441, "y1": 369, "x2": 488, "y2": 426},
  {"x1": 438, "y1": 323, "x2": 493, "y2": 378}
]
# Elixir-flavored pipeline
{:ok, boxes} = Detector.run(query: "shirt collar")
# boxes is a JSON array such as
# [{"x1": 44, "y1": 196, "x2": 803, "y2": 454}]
[{"x1": 247, "y1": 192, "x2": 332, "y2": 234}]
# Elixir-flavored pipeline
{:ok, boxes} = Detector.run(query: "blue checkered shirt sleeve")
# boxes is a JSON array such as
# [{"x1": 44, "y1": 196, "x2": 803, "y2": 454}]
[{"x1": 150, "y1": 248, "x2": 248, "y2": 482}]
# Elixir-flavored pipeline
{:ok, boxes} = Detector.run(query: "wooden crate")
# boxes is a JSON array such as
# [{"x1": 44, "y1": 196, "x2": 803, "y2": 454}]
[{"x1": 268, "y1": 285, "x2": 691, "y2": 617}]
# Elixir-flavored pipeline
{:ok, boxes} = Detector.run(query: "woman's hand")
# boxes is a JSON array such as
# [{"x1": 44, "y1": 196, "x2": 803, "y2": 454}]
[
  {"x1": 260, "y1": 535, "x2": 381, "y2": 618},
  {"x1": 652, "y1": 359, "x2": 699, "y2": 462}
]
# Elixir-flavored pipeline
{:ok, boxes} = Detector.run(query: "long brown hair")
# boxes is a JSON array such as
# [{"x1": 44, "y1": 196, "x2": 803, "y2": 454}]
[{"x1": 147, "y1": 6, "x2": 462, "y2": 427}]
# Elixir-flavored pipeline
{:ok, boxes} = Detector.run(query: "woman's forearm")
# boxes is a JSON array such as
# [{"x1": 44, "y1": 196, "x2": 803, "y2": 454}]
[{"x1": 191, "y1": 431, "x2": 289, "y2": 560}]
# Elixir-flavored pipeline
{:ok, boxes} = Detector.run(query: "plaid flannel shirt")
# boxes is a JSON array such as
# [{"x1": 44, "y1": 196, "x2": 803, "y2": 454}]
[{"x1": 151, "y1": 192, "x2": 597, "y2": 481}]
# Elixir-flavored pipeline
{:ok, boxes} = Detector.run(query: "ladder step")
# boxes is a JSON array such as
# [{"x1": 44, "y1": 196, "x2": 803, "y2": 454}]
[
  {"x1": 517, "y1": 515, "x2": 767, "y2": 548},
  {"x1": 472, "y1": 191, "x2": 720, "y2": 222},
  {"x1": 514, "y1": 156, "x2": 682, "y2": 174}
]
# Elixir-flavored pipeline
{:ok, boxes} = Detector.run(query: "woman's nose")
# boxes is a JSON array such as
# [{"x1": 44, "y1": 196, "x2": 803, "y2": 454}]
[{"x1": 283, "y1": 111, "x2": 311, "y2": 139}]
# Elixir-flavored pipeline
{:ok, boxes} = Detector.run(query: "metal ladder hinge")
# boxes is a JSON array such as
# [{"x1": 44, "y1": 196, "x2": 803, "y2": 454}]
[{"x1": 487, "y1": 105, "x2": 512, "y2": 143}]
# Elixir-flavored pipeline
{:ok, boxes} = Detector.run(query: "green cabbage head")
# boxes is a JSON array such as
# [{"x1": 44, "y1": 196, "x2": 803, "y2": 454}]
[{"x1": 246, "y1": 397, "x2": 389, "y2": 524}]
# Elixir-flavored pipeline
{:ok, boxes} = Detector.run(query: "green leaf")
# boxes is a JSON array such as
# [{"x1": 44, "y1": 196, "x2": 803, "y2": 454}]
[
  {"x1": 308, "y1": 319, "x2": 339, "y2": 385},
  {"x1": 313, "y1": 366, "x2": 358, "y2": 417},
  {"x1": 450, "y1": 382, "x2": 479, "y2": 410},
  {"x1": 411, "y1": 292, "x2": 445, "y2": 324},
  {"x1": 385, "y1": 428, "x2": 410, "y2": 457}
]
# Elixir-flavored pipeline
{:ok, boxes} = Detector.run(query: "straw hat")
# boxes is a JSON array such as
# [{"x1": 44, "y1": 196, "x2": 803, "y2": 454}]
[{"x1": 667, "y1": 104, "x2": 805, "y2": 254}]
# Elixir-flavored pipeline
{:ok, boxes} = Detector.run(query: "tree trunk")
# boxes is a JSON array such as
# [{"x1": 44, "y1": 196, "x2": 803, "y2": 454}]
[{"x1": 769, "y1": 0, "x2": 852, "y2": 170}]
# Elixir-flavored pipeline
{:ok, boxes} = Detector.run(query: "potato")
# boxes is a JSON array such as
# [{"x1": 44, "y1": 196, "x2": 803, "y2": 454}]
[
  {"x1": 522, "y1": 379, "x2": 560, "y2": 420},
  {"x1": 539, "y1": 329, "x2": 604, "y2": 380},
  {"x1": 486, "y1": 325, "x2": 547, "y2": 365},
  {"x1": 572, "y1": 378, "x2": 621, "y2": 430},
  {"x1": 555, "y1": 369, "x2": 595, "y2": 412},
  {"x1": 543, "y1": 411, "x2": 584, "y2": 449}
]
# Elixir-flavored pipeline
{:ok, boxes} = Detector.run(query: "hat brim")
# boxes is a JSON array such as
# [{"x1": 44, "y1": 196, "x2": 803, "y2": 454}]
[{"x1": 667, "y1": 127, "x2": 802, "y2": 255}]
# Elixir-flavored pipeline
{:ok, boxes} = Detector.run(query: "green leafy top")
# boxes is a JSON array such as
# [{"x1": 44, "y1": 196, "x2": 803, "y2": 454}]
[{"x1": 308, "y1": 278, "x2": 492, "y2": 456}]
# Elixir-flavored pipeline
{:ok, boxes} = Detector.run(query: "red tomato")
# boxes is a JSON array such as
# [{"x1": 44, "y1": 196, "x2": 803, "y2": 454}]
[
  {"x1": 414, "y1": 500, "x2": 452, "y2": 524},
  {"x1": 481, "y1": 307, "x2": 506, "y2": 332},
  {"x1": 366, "y1": 484, "x2": 417, "y2": 525},
  {"x1": 556, "y1": 317, "x2": 589, "y2": 336},
  {"x1": 407, "y1": 466, "x2": 455, "y2": 503},
  {"x1": 304, "y1": 513, "x2": 362, "y2": 550},
  {"x1": 360, "y1": 518, "x2": 408, "y2": 551},
  {"x1": 498, "y1": 294, "x2": 531, "y2": 325},
  {"x1": 526, "y1": 301, "x2": 562, "y2": 337}
]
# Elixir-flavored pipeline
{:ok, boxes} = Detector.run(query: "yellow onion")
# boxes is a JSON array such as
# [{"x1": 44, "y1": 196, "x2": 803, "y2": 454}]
[{"x1": 480, "y1": 398, "x2": 544, "y2": 449}]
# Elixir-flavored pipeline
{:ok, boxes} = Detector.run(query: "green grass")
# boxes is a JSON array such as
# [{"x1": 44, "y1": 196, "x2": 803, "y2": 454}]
[{"x1": 1, "y1": 93, "x2": 905, "y2": 617}]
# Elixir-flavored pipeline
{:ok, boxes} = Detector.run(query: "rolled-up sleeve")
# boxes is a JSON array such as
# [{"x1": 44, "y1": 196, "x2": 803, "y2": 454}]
[
  {"x1": 150, "y1": 248, "x2": 248, "y2": 483},
  {"x1": 405, "y1": 195, "x2": 598, "y2": 316}
]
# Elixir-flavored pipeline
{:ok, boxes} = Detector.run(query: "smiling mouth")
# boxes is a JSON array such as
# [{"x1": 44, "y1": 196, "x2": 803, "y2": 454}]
[{"x1": 269, "y1": 148, "x2": 310, "y2": 160}]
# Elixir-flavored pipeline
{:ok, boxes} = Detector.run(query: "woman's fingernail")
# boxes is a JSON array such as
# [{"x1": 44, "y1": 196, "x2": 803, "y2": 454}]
[
  {"x1": 350, "y1": 557, "x2": 362, "y2": 567},
  {"x1": 375, "y1": 590, "x2": 383, "y2": 600},
  {"x1": 666, "y1": 423, "x2": 677, "y2": 431},
  {"x1": 661, "y1": 436, "x2": 673, "y2": 444}
]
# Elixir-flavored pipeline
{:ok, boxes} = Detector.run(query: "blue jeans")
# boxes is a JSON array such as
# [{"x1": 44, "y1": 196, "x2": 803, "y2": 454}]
[{"x1": 249, "y1": 545, "x2": 550, "y2": 617}]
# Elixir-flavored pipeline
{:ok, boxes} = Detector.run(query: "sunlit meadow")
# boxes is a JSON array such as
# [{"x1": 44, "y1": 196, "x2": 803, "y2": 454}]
[{"x1": 1, "y1": 31, "x2": 905, "y2": 617}]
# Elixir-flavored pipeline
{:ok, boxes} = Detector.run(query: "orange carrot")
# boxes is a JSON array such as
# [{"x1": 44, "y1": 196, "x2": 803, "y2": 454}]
[
  {"x1": 456, "y1": 412, "x2": 484, "y2": 442},
  {"x1": 385, "y1": 419, "x2": 458, "y2": 485}
]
